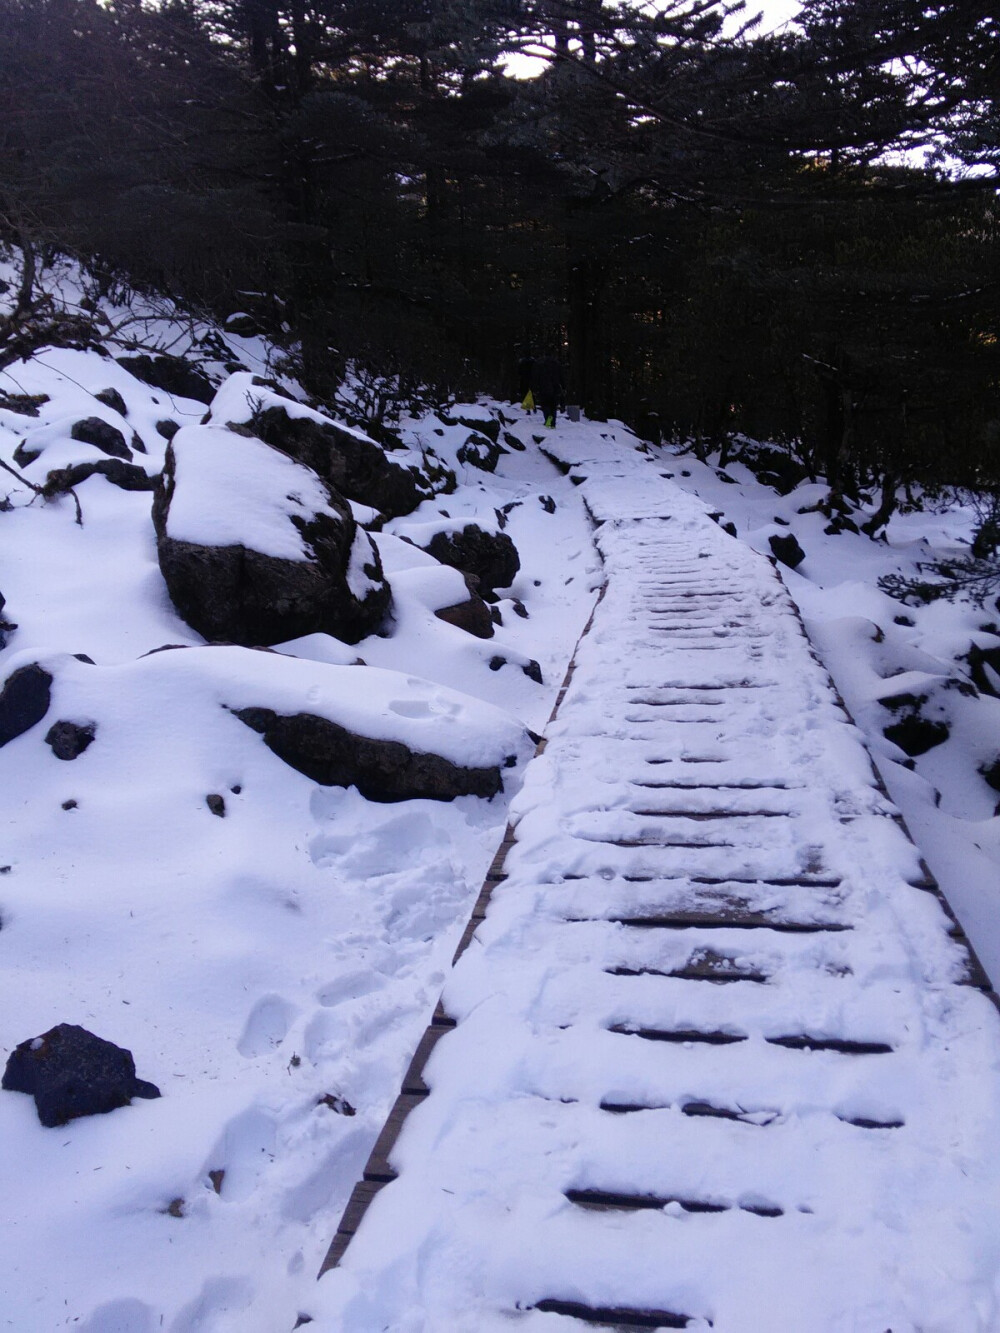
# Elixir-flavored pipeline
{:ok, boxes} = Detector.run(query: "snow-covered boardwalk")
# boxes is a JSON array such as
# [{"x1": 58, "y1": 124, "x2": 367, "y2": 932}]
[{"x1": 315, "y1": 439, "x2": 1000, "y2": 1331}]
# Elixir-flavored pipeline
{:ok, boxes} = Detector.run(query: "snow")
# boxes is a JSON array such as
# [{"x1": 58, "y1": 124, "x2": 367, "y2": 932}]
[
  {"x1": 2, "y1": 252, "x2": 999, "y2": 1328},
  {"x1": 312, "y1": 428, "x2": 1000, "y2": 1332},
  {"x1": 164, "y1": 424, "x2": 344, "y2": 560},
  {"x1": 0, "y1": 260, "x2": 598, "y2": 1331}
]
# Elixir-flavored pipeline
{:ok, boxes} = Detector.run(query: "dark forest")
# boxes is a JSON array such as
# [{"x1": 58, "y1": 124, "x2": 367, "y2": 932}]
[{"x1": 1, "y1": 0, "x2": 998, "y2": 510}]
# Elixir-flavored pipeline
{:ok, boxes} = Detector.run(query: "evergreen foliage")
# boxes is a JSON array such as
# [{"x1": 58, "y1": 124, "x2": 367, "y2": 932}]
[{"x1": 0, "y1": 0, "x2": 997, "y2": 511}]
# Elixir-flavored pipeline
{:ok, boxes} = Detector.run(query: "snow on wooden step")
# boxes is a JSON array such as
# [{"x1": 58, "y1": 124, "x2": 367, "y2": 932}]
[{"x1": 313, "y1": 461, "x2": 1000, "y2": 1332}]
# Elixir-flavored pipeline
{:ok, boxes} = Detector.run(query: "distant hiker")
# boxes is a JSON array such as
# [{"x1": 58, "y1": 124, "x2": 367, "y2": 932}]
[
  {"x1": 533, "y1": 355, "x2": 565, "y2": 429},
  {"x1": 517, "y1": 350, "x2": 536, "y2": 412}
]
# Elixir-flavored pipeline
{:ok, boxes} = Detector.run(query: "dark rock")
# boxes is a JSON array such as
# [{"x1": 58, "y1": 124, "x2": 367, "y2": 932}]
[
  {"x1": 156, "y1": 420, "x2": 180, "y2": 441},
  {"x1": 0, "y1": 390, "x2": 48, "y2": 417},
  {"x1": 233, "y1": 707, "x2": 504, "y2": 803},
  {"x1": 980, "y1": 757, "x2": 1000, "y2": 793},
  {"x1": 512, "y1": 599, "x2": 529, "y2": 619},
  {"x1": 488, "y1": 654, "x2": 542, "y2": 683},
  {"x1": 12, "y1": 440, "x2": 41, "y2": 468},
  {"x1": 722, "y1": 522, "x2": 737, "y2": 537},
  {"x1": 208, "y1": 1168, "x2": 225, "y2": 1193},
  {"x1": 153, "y1": 440, "x2": 390, "y2": 646},
  {"x1": 741, "y1": 444, "x2": 808, "y2": 495},
  {"x1": 453, "y1": 415, "x2": 500, "y2": 443},
  {"x1": 434, "y1": 594, "x2": 495, "y2": 639},
  {"x1": 2, "y1": 1023, "x2": 160, "y2": 1128},
  {"x1": 503, "y1": 431, "x2": 526, "y2": 452},
  {"x1": 490, "y1": 605, "x2": 503, "y2": 626},
  {"x1": 894, "y1": 615, "x2": 916, "y2": 627},
  {"x1": 94, "y1": 388, "x2": 127, "y2": 416},
  {"x1": 62, "y1": 799, "x2": 77, "y2": 810},
  {"x1": 0, "y1": 663, "x2": 52, "y2": 747},
  {"x1": 883, "y1": 715, "x2": 949, "y2": 757},
  {"x1": 457, "y1": 431, "x2": 502, "y2": 473},
  {"x1": 130, "y1": 431, "x2": 147, "y2": 455},
  {"x1": 70, "y1": 417, "x2": 132, "y2": 460},
  {"x1": 252, "y1": 405, "x2": 430, "y2": 519},
  {"x1": 539, "y1": 495, "x2": 556, "y2": 514},
  {"x1": 224, "y1": 312, "x2": 258, "y2": 336},
  {"x1": 569, "y1": 474, "x2": 586, "y2": 487},
  {"x1": 43, "y1": 460, "x2": 156, "y2": 493},
  {"x1": 717, "y1": 470, "x2": 737, "y2": 484},
  {"x1": 45, "y1": 720, "x2": 96, "y2": 760},
  {"x1": 318, "y1": 1093, "x2": 355, "y2": 1115},
  {"x1": 968, "y1": 642, "x2": 1000, "y2": 698},
  {"x1": 117, "y1": 354, "x2": 215, "y2": 405},
  {"x1": 0, "y1": 590, "x2": 15, "y2": 650},
  {"x1": 206, "y1": 794, "x2": 226, "y2": 817},
  {"x1": 769, "y1": 533, "x2": 806, "y2": 569},
  {"x1": 425, "y1": 525, "x2": 520, "y2": 597}
]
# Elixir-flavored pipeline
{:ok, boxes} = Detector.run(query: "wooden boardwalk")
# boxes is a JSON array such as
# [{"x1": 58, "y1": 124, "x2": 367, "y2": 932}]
[{"x1": 315, "y1": 444, "x2": 1000, "y2": 1331}]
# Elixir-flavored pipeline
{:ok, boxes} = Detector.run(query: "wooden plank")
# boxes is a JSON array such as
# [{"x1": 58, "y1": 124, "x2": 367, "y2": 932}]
[
  {"x1": 318, "y1": 1180, "x2": 390, "y2": 1275},
  {"x1": 401, "y1": 1026, "x2": 450, "y2": 1095},
  {"x1": 362, "y1": 1093, "x2": 428, "y2": 1183},
  {"x1": 566, "y1": 1188, "x2": 782, "y2": 1217},
  {"x1": 609, "y1": 1024, "x2": 746, "y2": 1046},
  {"x1": 531, "y1": 1298, "x2": 694, "y2": 1328}
]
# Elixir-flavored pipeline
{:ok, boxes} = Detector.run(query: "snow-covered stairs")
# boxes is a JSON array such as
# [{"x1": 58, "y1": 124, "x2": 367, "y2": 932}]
[{"x1": 315, "y1": 442, "x2": 1000, "y2": 1331}]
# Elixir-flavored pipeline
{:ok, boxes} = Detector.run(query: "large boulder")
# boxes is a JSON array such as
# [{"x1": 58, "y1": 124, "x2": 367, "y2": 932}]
[
  {"x1": 233, "y1": 706, "x2": 503, "y2": 802},
  {"x1": 116, "y1": 354, "x2": 215, "y2": 405},
  {"x1": 3, "y1": 1024, "x2": 160, "y2": 1128},
  {"x1": 0, "y1": 662, "x2": 52, "y2": 747},
  {"x1": 424, "y1": 524, "x2": 520, "y2": 598},
  {"x1": 769, "y1": 532, "x2": 806, "y2": 570},
  {"x1": 251, "y1": 404, "x2": 430, "y2": 519},
  {"x1": 70, "y1": 417, "x2": 131, "y2": 460},
  {"x1": 153, "y1": 426, "x2": 391, "y2": 646}
]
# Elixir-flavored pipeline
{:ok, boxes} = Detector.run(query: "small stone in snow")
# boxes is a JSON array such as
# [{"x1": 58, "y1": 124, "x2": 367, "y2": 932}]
[
  {"x1": 45, "y1": 720, "x2": 96, "y2": 760},
  {"x1": 206, "y1": 794, "x2": 226, "y2": 817},
  {"x1": 61, "y1": 800, "x2": 77, "y2": 811},
  {"x1": 3, "y1": 1023, "x2": 161, "y2": 1127}
]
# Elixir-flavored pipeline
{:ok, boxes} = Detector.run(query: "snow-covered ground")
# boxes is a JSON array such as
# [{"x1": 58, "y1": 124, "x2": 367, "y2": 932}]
[
  {"x1": 0, "y1": 259, "x2": 599, "y2": 1331},
  {"x1": 1, "y1": 253, "x2": 998, "y2": 1330},
  {"x1": 649, "y1": 447, "x2": 1000, "y2": 986}
]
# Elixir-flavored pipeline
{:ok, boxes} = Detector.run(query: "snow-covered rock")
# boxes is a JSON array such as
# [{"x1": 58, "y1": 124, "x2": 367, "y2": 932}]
[
  {"x1": 209, "y1": 373, "x2": 434, "y2": 519},
  {"x1": 153, "y1": 424, "x2": 391, "y2": 645}
]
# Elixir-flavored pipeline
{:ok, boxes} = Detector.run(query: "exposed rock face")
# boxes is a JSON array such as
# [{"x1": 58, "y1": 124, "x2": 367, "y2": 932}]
[
  {"x1": 153, "y1": 434, "x2": 391, "y2": 646},
  {"x1": 883, "y1": 714, "x2": 949, "y2": 756},
  {"x1": 2, "y1": 1024, "x2": 160, "y2": 1128},
  {"x1": 45, "y1": 720, "x2": 96, "y2": 760},
  {"x1": 425, "y1": 524, "x2": 520, "y2": 598},
  {"x1": 0, "y1": 591, "x2": 15, "y2": 649},
  {"x1": 434, "y1": 591, "x2": 495, "y2": 639},
  {"x1": 456, "y1": 431, "x2": 503, "y2": 473},
  {"x1": 117, "y1": 354, "x2": 215, "y2": 405},
  {"x1": 0, "y1": 663, "x2": 52, "y2": 747},
  {"x1": 769, "y1": 533, "x2": 806, "y2": 570},
  {"x1": 43, "y1": 460, "x2": 156, "y2": 493},
  {"x1": 234, "y1": 706, "x2": 504, "y2": 802},
  {"x1": 94, "y1": 388, "x2": 127, "y2": 416},
  {"x1": 70, "y1": 417, "x2": 132, "y2": 460},
  {"x1": 252, "y1": 406, "x2": 430, "y2": 519}
]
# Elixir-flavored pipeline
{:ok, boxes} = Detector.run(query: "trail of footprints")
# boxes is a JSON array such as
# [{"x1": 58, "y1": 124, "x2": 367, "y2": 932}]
[{"x1": 320, "y1": 501, "x2": 1000, "y2": 1329}]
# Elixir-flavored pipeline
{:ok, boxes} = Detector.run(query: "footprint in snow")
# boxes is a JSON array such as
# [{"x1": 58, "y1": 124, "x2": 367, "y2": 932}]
[{"x1": 237, "y1": 993, "x2": 298, "y2": 1058}]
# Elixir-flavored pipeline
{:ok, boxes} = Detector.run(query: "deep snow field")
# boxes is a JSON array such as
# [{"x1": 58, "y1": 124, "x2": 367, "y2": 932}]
[{"x1": 1, "y1": 255, "x2": 998, "y2": 1330}]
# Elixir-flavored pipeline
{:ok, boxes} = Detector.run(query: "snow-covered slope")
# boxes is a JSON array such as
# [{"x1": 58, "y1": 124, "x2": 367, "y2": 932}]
[{"x1": 0, "y1": 257, "x2": 600, "y2": 1331}]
